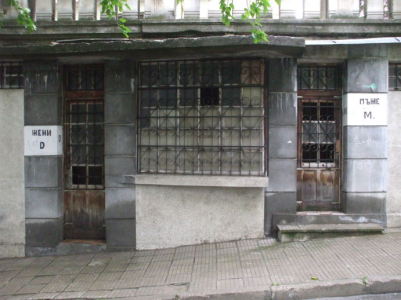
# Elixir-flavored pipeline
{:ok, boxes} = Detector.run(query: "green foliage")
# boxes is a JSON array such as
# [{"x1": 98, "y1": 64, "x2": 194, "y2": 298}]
[
  {"x1": 220, "y1": 0, "x2": 280, "y2": 43},
  {"x1": 9, "y1": 0, "x2": 36, "y2": 31},
  {"x1": 100, "y1": 0, "x2": 132, "y2": 38},
  {"x1": 5, "y1": 0, "x2": 278, "y2": 42}
]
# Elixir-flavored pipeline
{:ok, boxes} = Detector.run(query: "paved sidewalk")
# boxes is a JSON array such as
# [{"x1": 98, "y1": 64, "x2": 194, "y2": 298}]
[{"x1": 1, "y1": 233, "x2": 401, "y2": 300}]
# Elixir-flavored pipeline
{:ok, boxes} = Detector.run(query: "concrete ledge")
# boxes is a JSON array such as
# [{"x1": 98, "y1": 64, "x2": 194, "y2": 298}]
[{"x1": 134, "y1": 174, "x2": 268, "y2": 188}]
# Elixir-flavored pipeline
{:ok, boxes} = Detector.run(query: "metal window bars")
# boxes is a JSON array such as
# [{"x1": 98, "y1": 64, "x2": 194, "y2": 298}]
[
  {"x1": 389, "y1": 64, "x2": 401, "y2": 91},
  {"x1": 138, "y1": 59, "x2": 266, "y2": 176},
  {"x1": 298, "y1": 65, "x2": 341, "y2": 90},
  {"x1": 0, "y1": 62, "x2": 23, "y2": 89}
]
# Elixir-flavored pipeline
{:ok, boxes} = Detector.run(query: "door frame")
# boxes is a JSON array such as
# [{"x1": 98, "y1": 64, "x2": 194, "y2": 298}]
[{"x1": 297, "y1": 89, "x2": 343, "y2": 211}]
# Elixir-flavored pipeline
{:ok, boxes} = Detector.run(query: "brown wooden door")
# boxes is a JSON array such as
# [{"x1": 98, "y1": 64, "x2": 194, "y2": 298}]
[
  {"x1": 63, "y1": 65, "x2": 105, "y2": 240},
  {"x1": 297, "y1": 95, "x2": 342, "y2": 211}
]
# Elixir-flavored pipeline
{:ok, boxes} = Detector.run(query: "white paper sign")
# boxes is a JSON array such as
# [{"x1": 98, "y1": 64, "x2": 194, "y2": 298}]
[
  {"x1": 344, "y1": 93, "x2": 387, "y2": 126},
  {"x1": 24, "y1": 126, "x2": 63, "y2": 156}
]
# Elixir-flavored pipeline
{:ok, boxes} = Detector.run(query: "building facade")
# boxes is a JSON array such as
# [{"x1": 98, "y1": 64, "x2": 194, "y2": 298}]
[{"x1": 0, "y1": 0, "x2": 400, "y2": 257}]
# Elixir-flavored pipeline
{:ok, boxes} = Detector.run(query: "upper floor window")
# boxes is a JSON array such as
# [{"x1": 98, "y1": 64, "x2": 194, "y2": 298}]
[
  {"x1": 389, "y1": 64, "x2": 401, "y2": 91},
  {"x1": 0, "y1": 62, "x2": 23, "y2": 89},
  {"x1": 138, "y1": 59, "x2": 266, "y2": 176}
]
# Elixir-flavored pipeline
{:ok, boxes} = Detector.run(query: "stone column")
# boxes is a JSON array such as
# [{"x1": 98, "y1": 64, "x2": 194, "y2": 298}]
[
  {"x1": 265, "y1": 58, "x2": 298, "y2": 235},
  {"x1": 24, "y1": 61, "x2": 63, "y2": 256},
  {"x1": 104, "y1": 61, "x2": 137, "y2": 250},
  {"x1": 343, "y1": 45, "x2": 388, "y2": 223}
]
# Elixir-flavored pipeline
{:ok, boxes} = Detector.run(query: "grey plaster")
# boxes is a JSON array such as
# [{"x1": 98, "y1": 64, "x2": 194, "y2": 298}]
[
  {"x1": 105, "y1": 93, "x2": 136, "y2": 124},
  {"x1": 345, "y1": 59, "x2": 388, "y2": 93},
  {"x1": 24, "y1": 61, "x2": 59, "y2": 95},
  {"x1": 105, "y1": 156, "x2": 136, "y2": 188},
  {"x1": 105, "y1": 61, "x2": 136, "y2": 93},
  {"x1": 24, "y1": 94, "x2": 61, "y2": 126},
  {"x1": 25, "y1": 188, "x2": 63, "y2": 219},
  {"x1": 106, "y1": 219, "x2": 136, "y2": 250},
  {"x1": 344, "y1": 126, "x2": 387, "y2": 159},
  {"x1": 25, "y1": 218, "x2": 63, "y2": 247},
  {"x1": 105, "y1": 125, "x2": 136, "y2": 156},
  {"x1": 105, "y1": 188, "x2": 135, "y2": 219},
  {"x1": 348, "y1": 44, "x2": 388, "y2": 59},
  {"x1": 24, "y1": 156, "x2": 62, "y2": 188},
  {"x1": 0, "y1": 90, "x2": 25, "y2": 258},
  {"x1": 386, "y1": 91, "x2": 401, "y2": 228},
  {"x1": 268, "y1": 126, "x2": 297, "y2": 159},
  {"x1": 136, "y1": 185, "x2": 264, "y2": 249},
  {"x1": 343, "y1": 159, "x2": 387, "y2": 193},
  {"x1": 268, "y1": 58, "x2": 297, "y2": 93},
  {"x1": 266, "y1": 159, "x2": 297, "y2": 192},
  {"x1": 268, "y1": 93, "x2": 297, "y2": 126},
  {"x1": 265, "y1": 192, "x2": 297, "y2": 234},
  {"x1": 343, "y1": 192, "x2": 386, "y2": 214}
]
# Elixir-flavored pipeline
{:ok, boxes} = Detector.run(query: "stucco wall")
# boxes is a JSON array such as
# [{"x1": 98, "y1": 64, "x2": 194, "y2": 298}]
[
  {"x1": 136, "y1": 176, "x2": 265, "y2": 249},
  {"x1": 0, "y1": 89, "x2": 25, "y2": 258},
  {"x1": 387, "y1": 91, "x2": 401, "y2": 228}
]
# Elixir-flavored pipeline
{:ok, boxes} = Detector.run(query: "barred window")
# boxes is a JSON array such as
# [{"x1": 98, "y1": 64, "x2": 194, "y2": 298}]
[
  {"x1": 389, "y1": 64, "x2": 401, "y2": 91},
  {"x1": 0, "y1": 62, "x2": 23, "y2": 89},
  {"x1": 298, "y1": 65, "x2": 341, "y2": 90},
  {"x1": 138, "y1": 59, "x2": 266, "y2": 176}
]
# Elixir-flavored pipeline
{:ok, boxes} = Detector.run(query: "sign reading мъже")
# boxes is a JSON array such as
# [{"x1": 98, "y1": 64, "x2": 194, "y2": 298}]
[
  {"x1": 24, "y1": 126, "x2": 62, "y2": 156},
  {"x1": 344, "y1": 93, "x2": 388, "y2": 126}
]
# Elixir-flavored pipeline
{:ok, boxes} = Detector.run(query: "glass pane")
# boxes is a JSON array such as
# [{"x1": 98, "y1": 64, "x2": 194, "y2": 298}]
[
  {"x1": 222, "y1": 61, "x2": 241, "y2": 85},
  {"x1": 87, "y1": 125, "x2": 104, "y2": 144},
  {"x1": 71, "y1": 145, "x2": 86, "y2": 164},
  {"x1": 222, "y1": 88, "x2": 241, "y2": 106},
  {"x1": 71, "y1": 104, "x2": 87, "y2": 123},
  {"x1": 303, "y1": 102, "x2": 318, "y2": 121},
  {"x1": 88, "y1": 166, "x2": 103, "y2": 185},
  {"x1": 88, "y1": 103, "x2": 104, "y2": 123},
  {"x1": 71, "y1": 125, "x2": 86, "y2": 144},
  {"x1": 72, "y1": 166, "x2": 86, "y2": 185},
  {"x1": 302, "y1": 144, "x2": 318, "y2": 163}
]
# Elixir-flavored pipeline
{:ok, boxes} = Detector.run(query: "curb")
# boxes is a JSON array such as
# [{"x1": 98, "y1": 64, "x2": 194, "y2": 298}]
[{"x1": 179, "y1": 275, "x2": 401, "y2": 300}]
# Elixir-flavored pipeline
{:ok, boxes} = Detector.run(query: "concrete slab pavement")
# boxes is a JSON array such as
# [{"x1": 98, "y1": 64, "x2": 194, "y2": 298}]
[{"x1": 1, "y1": 233, "x2": 401, "y2": 299}]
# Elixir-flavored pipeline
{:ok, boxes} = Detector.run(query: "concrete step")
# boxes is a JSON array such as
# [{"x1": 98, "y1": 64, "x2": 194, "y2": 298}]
[
  {"x1": 273, "y1": 212, "x2": 385, "y2": 226},
  {"x1": 277, "y1": 223, "x2": 384, "y2": 242},
  {"x1": 56, "y1": 239, "x2": 106, "y2": 256}
]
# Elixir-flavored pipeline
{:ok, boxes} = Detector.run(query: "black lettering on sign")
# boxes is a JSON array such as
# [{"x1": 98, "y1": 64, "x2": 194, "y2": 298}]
[
  {"x1": 364, "y1": 111, "x2": 373, "y2": 119},
  {"x1": 32, "y1": 130, "x2": 37, "y2": 136},
  {"x1": 40, "y1": 142, "x2": 45, "y2": 149}
]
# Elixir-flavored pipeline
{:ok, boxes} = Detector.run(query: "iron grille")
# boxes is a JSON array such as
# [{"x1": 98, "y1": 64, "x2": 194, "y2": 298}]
[
  {"x1": 298, "y1": 66, "x2": 341, "y2": 90},
  {"x1": 0, "y1": 62, "x2": 23, "y2": 89},
  {"x1": 299, "y1": 99, "x2": 340, "y2": 168},
  {"x1": 64, "y1": 65, "x2": 104, "y2": 190},
  {"x1": 389, "y1": 64, "x2": 401, "y2": 91},
  {"x1": 138, "y1": 59, "x2": 266, "y2": 176},
  {"x1": 64, "y1": 65, "x2": 104, "y2": 91}
]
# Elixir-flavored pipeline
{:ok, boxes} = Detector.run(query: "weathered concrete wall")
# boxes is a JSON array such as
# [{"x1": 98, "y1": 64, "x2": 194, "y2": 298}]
[
  {"x1": 24, "y1": 61, "x2": 63, "y2": 256},
  {"x1": 0, "y1": 89, "x2": 25, "y2": 258},
  {"x1": 387, "y1": 91, "x2": 401, "y2": 228},
  {"x1": 342, "y1": 45, "x2": 388, "y2": 224},
  {"x1": 105, "y1": 61, "x2": 137, "y2": 251},
  {"x1": 136, "y1": 176, "x2": 266, "y2": 250},
  {"x1": 266, "y1": 58, "x2": 298, "y2": 235}
]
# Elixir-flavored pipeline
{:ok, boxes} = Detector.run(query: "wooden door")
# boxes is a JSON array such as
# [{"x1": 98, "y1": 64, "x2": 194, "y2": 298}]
[
  {"x1": 63, "y1": 65, "x2": 105, "y2": 240},
  {"x1": 297, "y1": 95, "x2": 342, "y2": 211}
]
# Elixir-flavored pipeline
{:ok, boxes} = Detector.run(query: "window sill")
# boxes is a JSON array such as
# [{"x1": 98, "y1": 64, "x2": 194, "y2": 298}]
[{"x1": 133, "y1": 174, "x2": 268, "y2": 188}]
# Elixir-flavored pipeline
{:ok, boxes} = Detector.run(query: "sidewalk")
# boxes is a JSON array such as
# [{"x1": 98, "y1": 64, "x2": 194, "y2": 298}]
[{"x1": 1, "y1": 233, "x2": 401, "y2": 300}]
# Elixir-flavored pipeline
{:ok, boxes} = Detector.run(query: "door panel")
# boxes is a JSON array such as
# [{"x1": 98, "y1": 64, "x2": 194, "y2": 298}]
[
  {"x1": 64, "y1": 190, "x2": 105, "y2": 240},
  {"x1": 63, "y1": 65, "x2": 105, "y2": 240},
  {"x1": 297, "y1": 96, "x2": 341, "y2": 211}
]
